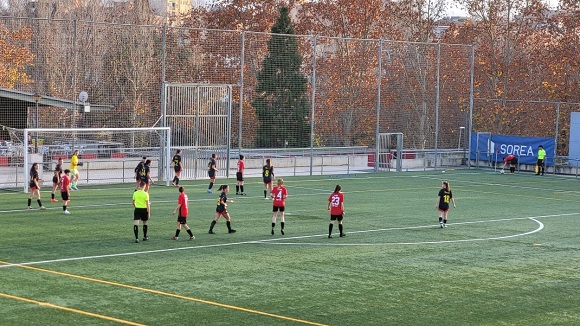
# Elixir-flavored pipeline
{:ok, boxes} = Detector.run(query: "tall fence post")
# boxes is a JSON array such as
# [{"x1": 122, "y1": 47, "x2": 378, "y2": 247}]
[
  {"x1": 376, "y1": 39, "x2": 383, "y2": 173},
  {"x1": 309, "y1": 35, "x2": 317, "y2": 176},
  {"x1": 239, "y1": 31, "x2": 245, "y2": 151}
]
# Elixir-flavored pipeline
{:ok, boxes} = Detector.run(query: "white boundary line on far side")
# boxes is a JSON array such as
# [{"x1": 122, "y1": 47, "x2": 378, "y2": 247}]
[{"x1": 1, "y1": 212, "x2": 577, "y2": 270}]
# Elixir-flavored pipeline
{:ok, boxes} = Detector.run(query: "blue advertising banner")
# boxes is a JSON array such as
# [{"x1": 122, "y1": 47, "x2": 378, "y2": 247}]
[{"x1": 470, "y1": 133, "x2": 555, "y2": 166}]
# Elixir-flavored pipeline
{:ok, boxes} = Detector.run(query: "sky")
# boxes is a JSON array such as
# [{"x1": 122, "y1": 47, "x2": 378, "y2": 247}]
[{"x1": 446, "y1": 0, "x2": 561, "y2": 16}]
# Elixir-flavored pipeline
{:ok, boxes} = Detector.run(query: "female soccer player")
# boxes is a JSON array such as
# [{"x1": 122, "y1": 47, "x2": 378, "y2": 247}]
[
  {"x1": 328, "y1": 184, "x2": 345, "y2": 238},
  {"x1": 171, "y1": 186, "x2": 194, "y2": 240},
  {"x1": 208, "y1": 185, "x2": 236, "y2": 234},
  {"x1": 69, "y1": 150, "x2": 80, "y2": 190},
  {"x1": 27, "y1": 163, "x2": 45, "y2": 210},
  {"x1": 436, "y1": 181, "x2": 456, "y2": 228},
  {"x1": 271, "y1": 178, "x2": 288, "y2": 235},
  {"x1": 207, "y1": 153, "x2": 218, "y2": 193},
  {"x1": 236, "y1": 154, "x2": 245, "y2": 195},
  {"x1": 262, "y1": 159, "x2": 274, "y2": 199},
  {"x1": 171, "y1": 149, "x2": 182, "y2": 187},
  {"x1": 51, "y1": 157, "x2": 63, "y2": 202},
  {"x1": 60, "y1": 169, "x2": 72, "y2": 215}
]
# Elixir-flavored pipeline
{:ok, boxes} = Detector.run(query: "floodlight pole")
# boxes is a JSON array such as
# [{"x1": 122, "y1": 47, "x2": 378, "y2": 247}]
[{"x1": 33, "y1": 93, "x2": 41, "y2": 153}]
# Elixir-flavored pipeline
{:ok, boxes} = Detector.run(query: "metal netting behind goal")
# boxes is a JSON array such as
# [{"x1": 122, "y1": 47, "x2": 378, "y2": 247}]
[{"x1": 22, "y1": 127, "x2": 171, "y2": 192}]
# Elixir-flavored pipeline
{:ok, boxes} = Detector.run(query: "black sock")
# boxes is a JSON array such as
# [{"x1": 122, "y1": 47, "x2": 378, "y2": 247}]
[
  {"x1": 240, "y1": 185, "x2": 244, "y2": 193},
  {"x1": 439, "y1": 217, "x2": 443, "y2": 223},
  {"x1": 27, "y1": 198, "x2": 31, "y2": 206},
  {"x1": 329, "y1": 223, "x2": 333, "y2": 235},
  {"x1": 443, "y1": 219, "x2": 447, "y2": 224},
  {"x1": 236, "y1": 185, "x2": 240, "y2": 193},
  {"x1": 175, "y1": 229, "x2": 181, "y2": 237},
  {"x1": 226, "y1": 221, "x2": 232, "y2": 231},
  {"x1": 186, "y1": 229, "x2": 193, "y2": 237},
  {"x1": 51, "y1": 193, "x2": 55, "y2": 199},
  {"x1": 37, "y1": 199, "x2": 42, "y2": 207},
  {"x1": 143, "y1": 225, "x2": 148, "y2": 238},
  {"x1": 134, "y1": 225, "x2": 139, "y2": 239},
  {"x1": 339, "y1": 224, "x2": 343, "y2": 234},
  {"x1": 264, "y1": 190, "x2": 267, "y2": 198},
  {"x1": 209, "y1": 220, "x2": 216, "y2": 232},
  {"x1": 175, "y1": 177, "x2": 179, "y2": 185},
  {"x1": 63, "y1": 205, "x2": 66, "y2": 211},
  {"x1": 209, "y1": 182, "x2": 214, "y2": 190},
  {"x1": 271, "y1": 222, "x2": 275, "y2": 229},
  {"x1": 281, "y1": 222, "x2": 285, "y2": 230}
]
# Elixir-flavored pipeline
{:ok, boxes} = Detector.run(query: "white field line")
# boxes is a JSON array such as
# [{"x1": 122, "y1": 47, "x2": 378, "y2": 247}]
[{"x1": 1, "y1": 212, "x2": 577, "y2": 269}]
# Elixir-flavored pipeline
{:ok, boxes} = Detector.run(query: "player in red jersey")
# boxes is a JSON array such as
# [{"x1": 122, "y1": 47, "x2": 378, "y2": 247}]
[
  {"x1": 171, "y1": 186, "x2": 195, "y2": 240},
  {"x1": 502, "y1": 154, "x2": 518, "y2": 174},
  {"x1": 270, "y1": 178, "x2": 288, "y2": 235},
  {"x1": 236, "y1": 154, "x2": 246, "y2": 195},
  {"x1": 60, "y1": 169, "x2": 72, "y2": 215},
  {"x1": 327, "y1": 184, "x2": 345, "y2": 238}
]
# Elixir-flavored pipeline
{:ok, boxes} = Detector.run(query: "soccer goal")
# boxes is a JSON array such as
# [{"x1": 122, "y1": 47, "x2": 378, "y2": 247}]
[
  {"x1": 377, "y1": 133, "x2": 403, "y2": 172},
  {"x1": 23, "y1": 127, "x2": 171, "y2": 192}
]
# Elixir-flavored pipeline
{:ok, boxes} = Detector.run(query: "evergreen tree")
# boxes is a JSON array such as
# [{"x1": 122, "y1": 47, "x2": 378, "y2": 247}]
[{"x1": 253, "y1": 7, "x2": 310, "y2": 148}]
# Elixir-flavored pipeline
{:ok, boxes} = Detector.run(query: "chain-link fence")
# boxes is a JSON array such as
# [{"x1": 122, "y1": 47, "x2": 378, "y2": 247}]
[{"x1": 3, "y1": 17, "x2": 576, "y2": 186}]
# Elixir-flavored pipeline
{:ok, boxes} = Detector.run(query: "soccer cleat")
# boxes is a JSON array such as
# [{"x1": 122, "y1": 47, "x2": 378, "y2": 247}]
[
  {"x1": 171, "y1": 236, "x2": 178, "y2": 240},
  {"x1": 27, "y1": 206, "x2": 33, "y2": 210},
  {"x1": 208, "y1": 230, "x2": 215, "y2": 234},
  {"x1": 142, "y1": 237, "x2": 149, "y2": 241},
  {"x1": 228, "y1": 229, "x2": 236, "y2": 234},
  {"x1": 51, "y1": 198, "x2": 58, "y2": 202},
  {"x1": 71, "y1": 186, "x2": 78, "y2": 190},
  {"x1": 189, "y1": 236, "x2": 195, "y2": 240},
  {"x1": 40, "y1": 206, "x2": 46, "y2": 210},
  {"x1": 264, "y1": 197, "x2": 270, "y2": 200},
  {"x1": 64, "y1": 210, "x2": 71, "y2": 215},
  {"x1": 271, "y1": 229, "x2": 274, "y2": 235},
  {"x1": 439, "y1": 222, "x2": 444, "y2": 228},
  {"x1": 443, "y1": 224, "x2": 447, "y2": 228},
  {"x1": 236, "y1": 192, "x2": 239, "y2": 195},
  {"x1": 240, "y1": 193, "x2": 246, "y2": 196},
  {"x1": 135, "y1": 239, "x2": 139, "y2": 243},
  {"x1": 171, "y1": 182, "x2": 176, "y2": 186},
  {"x1": 281, "y1": 229, "x2": 285, "y2": 235},
  {"x1": 207, "y1": 189, "x2": 213, "y2": 194},
  {"x1": 328, "y1": 235, "x2": 332, "y2": 238},
  {"x1": 340, "y1": 233, "x2": 346, "y2": 237}
]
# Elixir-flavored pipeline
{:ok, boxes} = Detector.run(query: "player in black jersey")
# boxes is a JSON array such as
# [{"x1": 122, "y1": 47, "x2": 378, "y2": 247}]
[
  {"x1": 207, "y1": 153, "x2": 217, "y2": 194},
  {"x1": 262, "y1": 159, "x2": 274, "y2": 199},
  {"x1": 171, "y1": 149, "x2": 182, "y2": 187},
  {"x1": 436, "y1": 181, "x2": 456, "y2": 228}
]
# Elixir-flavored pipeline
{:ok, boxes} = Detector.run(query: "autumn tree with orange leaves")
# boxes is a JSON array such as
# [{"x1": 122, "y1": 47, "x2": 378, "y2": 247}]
[{"x1": 0, "y1": 24, "x2": 34, "y2": 88}]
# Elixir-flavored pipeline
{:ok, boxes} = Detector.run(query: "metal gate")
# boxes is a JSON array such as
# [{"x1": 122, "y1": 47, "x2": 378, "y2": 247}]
[
  {"x1": 163, "y1": 83, "x2": 233, "y2": 180},
  {"x1": 378, "y1": 133, "x2": 403, "y2": 172}
]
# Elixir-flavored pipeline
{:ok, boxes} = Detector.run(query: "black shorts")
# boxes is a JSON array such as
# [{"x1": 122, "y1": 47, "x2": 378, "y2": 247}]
[
  {"x1": 52, "y1": 176, "x2": 58, "y2": 183},
  {"x1": 134, "y1": 208, "x2": 149, "y2": 221},
  {"x1": 208, "y1": 170, "x2": 216, "y2": 178},
  {"x1": 263, "y1": 179, "x2": 272, "y2": 185},
  {"x1": 273, "y1": 205, "x2": 285, "y2": 212},
  {"x1": 174, "y1": 166, "x2": 181, "y2": 173},
  {"x1": 140, "y1": 178, "x2": 149, "y2": 185},
  {"x1": 177, "y1": 216, "x2": 187, "y2": 224},
  {"x1": 330, "y1": 214, "x2": 344, "y2": 221},
  {"x1": 61, "y1": 192, "x2": 69, "y2": 201},
  {"x1": 236, "y1": 172, "x2": 243, "y2": 182}
]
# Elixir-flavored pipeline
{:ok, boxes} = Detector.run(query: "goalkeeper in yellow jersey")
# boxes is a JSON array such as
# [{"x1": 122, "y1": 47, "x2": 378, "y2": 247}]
[{"x1": 69, "y1": 150, "x2": 81, "y2": 190}]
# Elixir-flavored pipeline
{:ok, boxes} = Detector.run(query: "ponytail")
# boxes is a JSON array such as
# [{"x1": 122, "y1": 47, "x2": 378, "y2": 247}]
[{"x1": 334, "y1": 185, "x2": 341, "y2": 193}]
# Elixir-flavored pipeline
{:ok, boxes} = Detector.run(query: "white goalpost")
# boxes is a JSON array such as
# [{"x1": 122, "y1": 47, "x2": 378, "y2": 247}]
[{"x1": 23, "y1": 127, "x2": 171, "y2": 192}]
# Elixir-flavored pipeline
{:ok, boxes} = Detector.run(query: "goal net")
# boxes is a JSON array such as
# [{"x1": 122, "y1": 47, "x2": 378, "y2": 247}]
[{"x1": 22, "y1": 127, "x2": 171, "y2": 192}]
